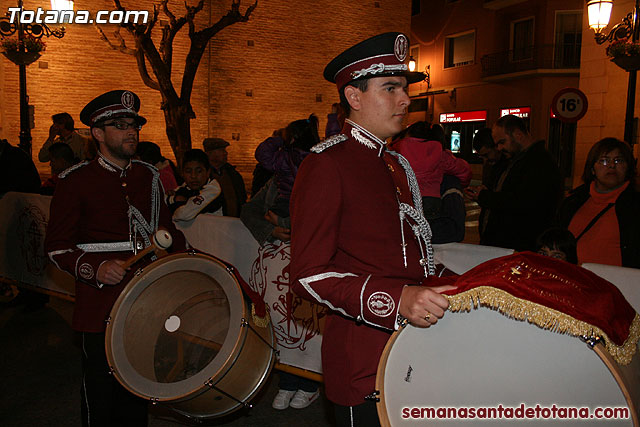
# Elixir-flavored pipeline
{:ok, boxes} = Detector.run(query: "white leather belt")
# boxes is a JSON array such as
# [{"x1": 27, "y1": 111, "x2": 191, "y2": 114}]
[{"x1": 76, "y1": 241, "x2": 134, "y2": 253}]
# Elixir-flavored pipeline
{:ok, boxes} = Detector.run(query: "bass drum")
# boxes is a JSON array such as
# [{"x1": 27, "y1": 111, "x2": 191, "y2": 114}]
[
  {"x1": 377, "y1": 307, "x2": 640, "y2": 426},
  {"x1": 105, "y1": 252, "x2": 275, "y2": 420}
]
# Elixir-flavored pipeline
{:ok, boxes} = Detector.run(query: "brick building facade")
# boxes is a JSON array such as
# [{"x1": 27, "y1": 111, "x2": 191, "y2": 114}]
[{"x1": 0, "y1": 0, "x2": 410, "y2": 185}]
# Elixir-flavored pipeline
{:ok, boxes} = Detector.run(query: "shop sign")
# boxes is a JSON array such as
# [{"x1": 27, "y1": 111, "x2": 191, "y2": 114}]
[
  {"x1": 439, "y1": 110, "x2": 487, "y2": 123},
  {"x1": 500, "y1": 107, "x2": 530, "y2": 118}
]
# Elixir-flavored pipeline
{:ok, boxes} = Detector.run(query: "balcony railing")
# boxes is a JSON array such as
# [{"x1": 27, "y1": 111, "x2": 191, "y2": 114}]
[{"x1": 481, "y1": 43, "x2": 581, "y2": 78}]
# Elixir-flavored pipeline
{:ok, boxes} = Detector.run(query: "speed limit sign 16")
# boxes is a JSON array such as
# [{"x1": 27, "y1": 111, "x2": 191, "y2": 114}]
[{"x1": 551, "y1": 87, "x2": 588, "y2": 123}]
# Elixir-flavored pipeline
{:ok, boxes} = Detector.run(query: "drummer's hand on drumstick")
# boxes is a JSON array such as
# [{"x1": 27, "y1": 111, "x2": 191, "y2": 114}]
[
  {"x1": 399, "y1": 285, "x2": 453, "y2": 328},
  {"x1": 97, "y1": 260, "x2": 127, "y2": 285}
]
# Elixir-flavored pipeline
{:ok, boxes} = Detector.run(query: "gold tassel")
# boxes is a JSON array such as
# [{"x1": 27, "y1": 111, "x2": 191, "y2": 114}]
[
  {"x1": 251, "y1": 303, "x2": 271, "y2": 328},
  {"x1": 447, "y1": 286, "x2": 640, "y2": 366}
]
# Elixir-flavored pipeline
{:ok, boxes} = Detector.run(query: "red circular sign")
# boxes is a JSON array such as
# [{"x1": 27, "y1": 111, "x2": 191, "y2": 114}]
[{"x1": 551, "y1": 88, "x2": 588, "y2": 123}]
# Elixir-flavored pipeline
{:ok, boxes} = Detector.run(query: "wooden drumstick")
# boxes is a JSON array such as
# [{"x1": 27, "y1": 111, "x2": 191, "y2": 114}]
[{"x1": 121, "y1": 230, "x2": 173, "y2": 270}]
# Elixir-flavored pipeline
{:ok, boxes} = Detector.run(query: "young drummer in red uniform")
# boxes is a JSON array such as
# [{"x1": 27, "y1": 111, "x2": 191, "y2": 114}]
[
  {"x1": 290, "y1": 33, "x2": 454, "y2": 426},
  {"x1": 45, "y1": 90, "x2": 185, "y2": 426}
]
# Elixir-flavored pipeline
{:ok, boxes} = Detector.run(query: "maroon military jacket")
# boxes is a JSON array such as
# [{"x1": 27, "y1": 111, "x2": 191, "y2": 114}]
[
  {"x1": 290, "y1": 120, "x2": 434, "y2": 406},
  {"x1": 45, "y1": 154, "x2": 185, "y2": 332}
]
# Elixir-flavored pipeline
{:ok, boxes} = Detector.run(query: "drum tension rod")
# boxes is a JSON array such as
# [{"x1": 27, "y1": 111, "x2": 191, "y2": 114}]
[
  {"x1": 204, "y1": 379, "x2": 253, "y2": 409},
  {"x1": 241, "y1": 318, "x2": 279, "y2": 353},
  {"x1": 364, "y1": 390, "x2": 380, "y2": 402}
]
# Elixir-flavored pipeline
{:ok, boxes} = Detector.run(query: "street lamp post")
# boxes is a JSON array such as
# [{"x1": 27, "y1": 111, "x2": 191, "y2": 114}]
[
  {"x1": 587, "y1": 0, "x2": 640, "y2": 144},
  {"x1": 0, "y1": 1, "x2": 70, "y2": 154}
]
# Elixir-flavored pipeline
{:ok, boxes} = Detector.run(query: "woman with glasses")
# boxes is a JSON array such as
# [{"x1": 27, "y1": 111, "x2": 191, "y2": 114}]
[{"x1": 557, "y1": 137, "x2": 640, "y2": 268}]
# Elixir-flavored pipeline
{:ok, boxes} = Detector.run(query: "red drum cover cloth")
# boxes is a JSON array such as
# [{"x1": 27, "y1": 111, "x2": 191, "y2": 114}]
[{"x1": 434, "y1": 252, "x2": 637, "y2": 353}]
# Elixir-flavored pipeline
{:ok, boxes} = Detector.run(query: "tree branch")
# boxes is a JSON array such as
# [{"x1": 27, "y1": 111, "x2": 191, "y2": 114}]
[
  {"x1": 95, "y1": 25, "x2": 136, "y2": 55},
  {"x1": 180, "y1": 0, "x2": 258, "y2": 102},
  {"x1": 135, "y1": 47, "x2": 161, "y2": 91},
  {"x1": 198, "y1": 0, "x2": 258, "y2": 41}
]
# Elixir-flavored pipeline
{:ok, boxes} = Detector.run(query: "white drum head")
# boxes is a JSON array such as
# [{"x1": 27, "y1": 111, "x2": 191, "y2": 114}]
[
  {"x1": 378, "y1": 308, "x2": 633, "y2": 426},
  {"x1": 106, "y1": 253, "x2": 245, "y2": 402}
]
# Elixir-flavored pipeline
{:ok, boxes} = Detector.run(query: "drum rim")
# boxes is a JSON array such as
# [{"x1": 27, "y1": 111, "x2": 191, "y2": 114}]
[{"x1": 106, "y1": 253, "x2": 246, "y2": 401}]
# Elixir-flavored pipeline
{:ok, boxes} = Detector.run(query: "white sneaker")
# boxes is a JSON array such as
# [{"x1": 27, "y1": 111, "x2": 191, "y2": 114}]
[
  {"x1": 289, "y1": 389, "x2": 320, "y2": 409},
  {"x1": 272, "y1": 389, "x2": 296, "y2": 410}
]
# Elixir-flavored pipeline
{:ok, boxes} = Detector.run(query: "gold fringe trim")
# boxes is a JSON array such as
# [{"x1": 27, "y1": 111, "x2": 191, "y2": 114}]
[
  {"x1": 447, "y1": 286, "x2": 640, "y2": 366},
  {"x1": 251, "y1": 303, "x2": 271, "y2": 328}
]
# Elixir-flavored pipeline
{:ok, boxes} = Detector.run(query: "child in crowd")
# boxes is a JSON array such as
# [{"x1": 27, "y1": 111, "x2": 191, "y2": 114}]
[
  {"x1": 167, "y1": 149, "x2": 223, "y2": 222},
  {"x1": 536, "y1": 227, "x2": 578, "y2": 264},
  {"x1": 255, "y1": 114, "x2": 320, "y2": 228}
]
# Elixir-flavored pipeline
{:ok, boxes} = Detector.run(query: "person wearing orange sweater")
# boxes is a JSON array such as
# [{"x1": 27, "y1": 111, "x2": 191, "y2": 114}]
[{"x1": 557, "y1": 137, "x2": 640, "y2": 268}]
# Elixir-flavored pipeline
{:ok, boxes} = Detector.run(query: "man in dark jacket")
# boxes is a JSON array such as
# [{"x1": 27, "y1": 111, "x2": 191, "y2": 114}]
[
  {"x1": 466, "y1": 115, "x2": 563, "y2": 251},
  {"x1": 203, "y1": 138, "x2": 246, "y2": 217}
]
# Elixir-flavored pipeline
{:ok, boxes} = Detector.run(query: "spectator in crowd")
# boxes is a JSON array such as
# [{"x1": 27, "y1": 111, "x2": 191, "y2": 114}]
[
  {"x1": 465, "y1": 114, "x2": 563, "y2": 251},
  {"x1": 557, "y1": 137, "x2": 639, "y2": 268},
  {"x1": 0, "y1": 138, "x2": 41, "y2": 195},
  {"x1": 252, "y1": 117, "x2": 323, "y2": 409},
  {"x1": 469, "y1": 127, "x2": 509, "y2": 240},
  {"x1": 38, "y1": 112, "x2": 95, "y2": 163},
  {"x1": 289, "y1": 32, "x2": 453, "y2": 425},
  {"x1": 240, "y1": 176, "x2": 320, "y2": 411},
  {"x1": 241, "y1": 177, "x2": 291, "y2": 245},
  {"x1": 255, "y1": 114, "x2": 320, "y2": 228},
  {"x1": 135, "y1": 141, "x2": 179, "y2": 192},
  {"x1": 44, "y1": 90, "x2": 185, "y2": 426},
  {"x1": 390, "y1": 121, "x2": 471, "y2": 242},
  {"x1": 0, "y1": 138, "x2": 45, "y2": 307},
  {"x1": 325, "y1": 102, "x2": 345, "y2": 138},
  {"x1": 41, "y1": 142, "x2": 78, "y2": 195},
  {"x1": 168, "y1": 149, "x2": 223, "y2": 221},
  {"x1": 202, "y1": 138, "x2": 246, "y2": 217},
  {"x1": 536, "y1": 227, "x2": 578, "y2": 264}
]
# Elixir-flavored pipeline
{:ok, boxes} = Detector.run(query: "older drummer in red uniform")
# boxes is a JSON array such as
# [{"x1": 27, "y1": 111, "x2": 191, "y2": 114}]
[
  {"x1": 45, "y1": 90, "x2": 185, "y2": 426},
  {"x1": 290, "y1": 33, "x2": 454, "y2": 426}
]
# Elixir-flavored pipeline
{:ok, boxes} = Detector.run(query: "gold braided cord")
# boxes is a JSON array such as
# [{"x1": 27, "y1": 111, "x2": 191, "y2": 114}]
[
  {"x1": 251, "y1": 303, "x2": 271, "y2": 328},
  {"x1": 447, "y1": 286, "x2": 640, "y2": 366}
]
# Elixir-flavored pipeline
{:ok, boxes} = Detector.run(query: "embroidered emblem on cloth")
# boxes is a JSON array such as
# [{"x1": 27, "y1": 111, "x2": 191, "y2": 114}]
[
  {"x1": 193, "y1": 195, "x2": 204, "y2": 205},
  {"x1": 79, "y1": 263, "x2": 94, "y2": 280},
  {"x1": 368, "y1": 292, "x2": 395, "y2": 317},
  {"x1": 311, "y1": 134, "x2": 347, "y2": 153},
  {"x1": 121, "y1": 91, "x2": 135, "y2": 109},
  {"x1": 394, "y1": 34, "x2": 408, "y2": 61}
]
